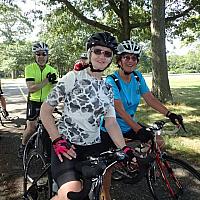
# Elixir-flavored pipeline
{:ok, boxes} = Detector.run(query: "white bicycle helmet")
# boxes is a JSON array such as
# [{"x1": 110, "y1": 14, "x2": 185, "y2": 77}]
[
  {"x1": 117, "y1": 40, "x2": 141, "y2": 57},
  {"x1": 80, "y1": 52, "x2": 88, "y2": 59},
  {"x1": 32, "y1": 42, "x2": 49, "y2": 53}
]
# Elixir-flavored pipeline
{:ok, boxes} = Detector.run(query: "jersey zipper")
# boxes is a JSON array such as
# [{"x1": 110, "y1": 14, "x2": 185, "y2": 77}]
[{"x1": 40, "y1": 70, "x2": 42, "y2": 102}]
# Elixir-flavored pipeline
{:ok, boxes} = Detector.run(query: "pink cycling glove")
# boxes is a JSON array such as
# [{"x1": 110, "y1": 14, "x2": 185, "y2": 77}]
[
  {"x1": 52, "y1": 136, "x2": 71, "y2": 157},
  {"x1": 122, "y1": 146, "x2": 136, "y2": 161}
]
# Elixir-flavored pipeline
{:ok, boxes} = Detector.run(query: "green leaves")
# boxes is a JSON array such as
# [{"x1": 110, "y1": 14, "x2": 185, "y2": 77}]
[{"x1": 0, "y1": 2, "x2": 33, "y2": 43}]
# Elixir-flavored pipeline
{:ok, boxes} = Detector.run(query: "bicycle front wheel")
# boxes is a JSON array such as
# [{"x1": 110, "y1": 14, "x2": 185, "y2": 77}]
[
  {"x1": 23, "y1": 132, "x2": 38, "y2": 169},
  {"x1": 23, "y1": 150, "x2": 52, "y2": 200},
  {"x1": 89, "y1": 178, "x2": 103, "y2": 200},
  {"x1": 147, "y1": 154, "x2": 200, "y2": 200}
]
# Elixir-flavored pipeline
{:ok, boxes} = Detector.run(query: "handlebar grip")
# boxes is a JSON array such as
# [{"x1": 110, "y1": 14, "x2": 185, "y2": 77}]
[{"x1": 67, "y1": 178, "x2": 92, "y2": 200}]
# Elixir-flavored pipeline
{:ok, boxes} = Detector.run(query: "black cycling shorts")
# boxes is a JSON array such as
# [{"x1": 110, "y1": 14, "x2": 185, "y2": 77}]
[
  {"x1": 26, "y1": 100, "x2": 43, "y2": 121},
  {"x1": 51, "y1": 142, "x2": 109, "y2": 188},
  {"x1": 100, "y1": 128, "x2": 144, "y2": 148}
]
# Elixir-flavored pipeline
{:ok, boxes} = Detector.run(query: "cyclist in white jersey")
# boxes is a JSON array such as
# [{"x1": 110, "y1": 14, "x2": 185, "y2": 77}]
[{"x1": 40, "y1": 32, "x2": 141, "y2": 200}]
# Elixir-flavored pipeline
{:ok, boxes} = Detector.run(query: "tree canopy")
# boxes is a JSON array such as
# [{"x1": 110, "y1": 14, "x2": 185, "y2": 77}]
[
  {"x1": 1, "y1": 0, "x2": 200, "y2": 101},
  {"x1": 0, "y1": 2, "x2": 33, "y2": 43}
]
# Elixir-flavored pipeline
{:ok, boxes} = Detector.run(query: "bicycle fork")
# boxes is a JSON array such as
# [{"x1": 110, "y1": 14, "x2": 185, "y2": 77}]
[{"x1": 156, "y1": 154, "x2": 183, "y2": 199}]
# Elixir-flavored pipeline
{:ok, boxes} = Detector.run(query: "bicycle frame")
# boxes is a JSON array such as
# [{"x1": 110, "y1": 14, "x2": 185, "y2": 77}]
[
  {"x1": 147, "y1": 122, "x2": 186, "y2": 198},
  {"x1": 67, "y1": 150, "x2": 126, "y2": 200}
]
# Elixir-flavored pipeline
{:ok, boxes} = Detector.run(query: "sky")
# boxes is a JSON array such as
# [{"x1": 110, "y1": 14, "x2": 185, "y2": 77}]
[
  {"x1": 17, "y1": 0, "x2": 195, "y2": 56},
  {"x1": 17, "y1": 0, "x2": 46, "y2": 40}
]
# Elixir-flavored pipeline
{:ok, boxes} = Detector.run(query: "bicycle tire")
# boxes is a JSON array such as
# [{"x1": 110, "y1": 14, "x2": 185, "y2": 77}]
[
  {"x1": 23, "y1": 132, "x2": 38, "y2": 169},
  {"x1": 23, "y1": 126, "x2": 49, "y2": 169},
  {"x1": 23, "y1": 150, "x2": 52, "y2": 200},
  {"x1": 147, "y1": 154, "x2": 200, "y2": 200}
]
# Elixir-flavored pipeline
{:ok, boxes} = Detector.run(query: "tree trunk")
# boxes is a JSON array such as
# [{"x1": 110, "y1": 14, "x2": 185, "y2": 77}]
[
  {"x1": 11, "y1": 70, "x2": 17, "y2": 79},
  {"x1": 151, "y1": 0, "x2": 173, "y2": 103},
  {"x1": 118, "y1": 0, "x2": 130, "y2": 41}
]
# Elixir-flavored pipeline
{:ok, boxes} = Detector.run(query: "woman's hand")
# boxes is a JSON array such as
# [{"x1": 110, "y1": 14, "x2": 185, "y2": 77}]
[{"x1": 52, "y1": 137, "x2": 76, "y2": 162}]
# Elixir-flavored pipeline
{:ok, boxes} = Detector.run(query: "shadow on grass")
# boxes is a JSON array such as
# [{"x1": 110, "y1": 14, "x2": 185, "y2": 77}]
[
  {"x1": 172, "y1": 86, "x2": 200, "y2": 114},
  {"x1": 167, "y1": 149, "x2": 200, "y2": 167}
]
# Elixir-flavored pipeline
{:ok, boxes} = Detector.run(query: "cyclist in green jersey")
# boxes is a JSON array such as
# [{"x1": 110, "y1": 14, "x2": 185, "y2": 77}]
[{"x1": 18, "y1": 42, "x2": 57, "y2": 158}]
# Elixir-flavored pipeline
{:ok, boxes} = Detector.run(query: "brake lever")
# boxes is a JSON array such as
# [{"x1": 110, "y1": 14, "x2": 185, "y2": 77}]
[{"x1": 180, "y1": 121, "x2": 187, "y2": 133}]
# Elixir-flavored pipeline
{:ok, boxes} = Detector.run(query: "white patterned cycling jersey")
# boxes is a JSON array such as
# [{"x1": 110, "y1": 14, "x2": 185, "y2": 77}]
[{"x1": 46, "y1": 69, "x2": 115, "y2": 146}]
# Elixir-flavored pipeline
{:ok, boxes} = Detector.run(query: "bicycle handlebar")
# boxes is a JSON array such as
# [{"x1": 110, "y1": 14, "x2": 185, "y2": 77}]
[
  {"x1": 67, "y1": 149, "x2": 126, "y2": 200},
  {"x1": 148, "y1": 119, "x2": 184, "y2": 134}
]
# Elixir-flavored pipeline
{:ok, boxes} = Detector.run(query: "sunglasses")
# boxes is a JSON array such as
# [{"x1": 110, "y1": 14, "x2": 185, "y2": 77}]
[
  {"x1": 92, "y1": 48, "x2": 113, "y2": 58},
  {"x1": 122, "y1": 55, "x2": 138, "y2": 61},
  {"x1": 35, "y1": 52, "x2": 48, "y2": 57}
]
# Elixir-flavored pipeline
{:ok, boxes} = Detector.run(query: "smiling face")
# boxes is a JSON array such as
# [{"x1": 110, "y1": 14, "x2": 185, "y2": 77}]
[
  {"x1": 90, "y1": 45, "x2": 113, "y2": 71},
  {"x1": 35, "y1": 50, "x2": 48, "y2": 67},
  {"x1": 118, "y1": 53, "x2": 138, "y2": 74}
]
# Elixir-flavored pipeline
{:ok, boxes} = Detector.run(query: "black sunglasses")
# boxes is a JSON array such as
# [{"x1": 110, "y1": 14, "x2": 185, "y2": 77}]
[
  {"x1": 122, "y1": 55, "x2": 137, "y2": 61},
  {"x1": 92, "y1": 48, "x2": 113, "y2": 58},
  {"x1": 35, "y1": 52, "x2": 48, "y2": 57}
]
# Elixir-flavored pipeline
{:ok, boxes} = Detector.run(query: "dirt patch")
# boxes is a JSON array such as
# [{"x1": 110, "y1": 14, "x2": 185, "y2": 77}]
[{"x1": 0, "y1": 134, "x2": 23, "y2": 200}]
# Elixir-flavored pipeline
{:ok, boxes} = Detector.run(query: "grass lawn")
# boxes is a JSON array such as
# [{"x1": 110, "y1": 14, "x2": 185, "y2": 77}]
[{"x1": 136, "y1": 74, "x2": 200, "y2": 165}]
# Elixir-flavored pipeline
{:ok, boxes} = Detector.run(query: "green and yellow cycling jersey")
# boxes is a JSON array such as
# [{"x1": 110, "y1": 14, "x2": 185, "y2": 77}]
[{"x1": 25, "y1": 63, "x2": 57, "y2": 102}]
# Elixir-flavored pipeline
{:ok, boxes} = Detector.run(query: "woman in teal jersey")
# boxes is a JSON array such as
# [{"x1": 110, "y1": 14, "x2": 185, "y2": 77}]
[{"x1": 100, "y1": 40, "x2": 183, "y2": 200}]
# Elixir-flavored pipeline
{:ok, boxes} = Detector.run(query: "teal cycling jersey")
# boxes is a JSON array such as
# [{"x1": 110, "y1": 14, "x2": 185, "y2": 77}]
[
  {"x1": 101, "y1": 70, "x2": 149, "y2": 133},
  {"x1": 25, "y1": 63, "x2": 57, "y2": 102}
]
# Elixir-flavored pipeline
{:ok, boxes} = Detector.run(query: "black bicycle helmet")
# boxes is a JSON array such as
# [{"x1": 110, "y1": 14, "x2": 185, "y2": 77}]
[
  {"x1": 32, "y1": 42, "x2": 49, "y2": 53},
  {"x1": 86, "y1": 32, "x2": 118, "y2": 53}
]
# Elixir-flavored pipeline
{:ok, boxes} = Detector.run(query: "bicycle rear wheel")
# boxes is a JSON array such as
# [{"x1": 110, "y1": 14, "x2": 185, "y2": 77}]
[
  {"x1": 147, "y1": 154, "x2": 200, "y2": 200},
  {"x1": 23, "y1": 150, "x2": 52, "y2": 200}
]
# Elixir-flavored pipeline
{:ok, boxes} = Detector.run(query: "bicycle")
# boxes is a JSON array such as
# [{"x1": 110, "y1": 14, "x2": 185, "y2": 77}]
[
  {"x1": 23, "y1": 119, "x2": 200, "y2": 200},
  {"x1": 23, "y1": 148, "x2": 128, "y2": 200},
  {"x1": 23, "y1": 108, "x2": 62, "y2": 200},
  {"x1": 111, "y1": 120, "x2": 200, "y2": 200}
]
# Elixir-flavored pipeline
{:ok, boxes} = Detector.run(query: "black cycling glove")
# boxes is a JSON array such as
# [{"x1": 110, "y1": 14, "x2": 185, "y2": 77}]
[
  {"x1": 47, "y1": 73, "x2": 57, "y2": 83},
  {"x1": 137, "y1": 128, "x2": 154, "y2": 143},
  {"x1": 166, "y1": 112, "x2": 183, "y2": 125}
]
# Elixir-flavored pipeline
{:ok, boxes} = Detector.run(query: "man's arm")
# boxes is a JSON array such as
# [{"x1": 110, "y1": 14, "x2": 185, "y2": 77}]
[{"x1": 26, "y1": 78, "x2": 49, "y2": 93}]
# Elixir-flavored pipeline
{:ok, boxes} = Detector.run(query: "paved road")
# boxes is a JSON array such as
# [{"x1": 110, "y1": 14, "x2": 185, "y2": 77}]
[
  {"x1": 1, "y1": 78, "x2": 27, "y2": 118},
  {"x1": 0, "y1": 78, "x2": 28, "y2": 200}
]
